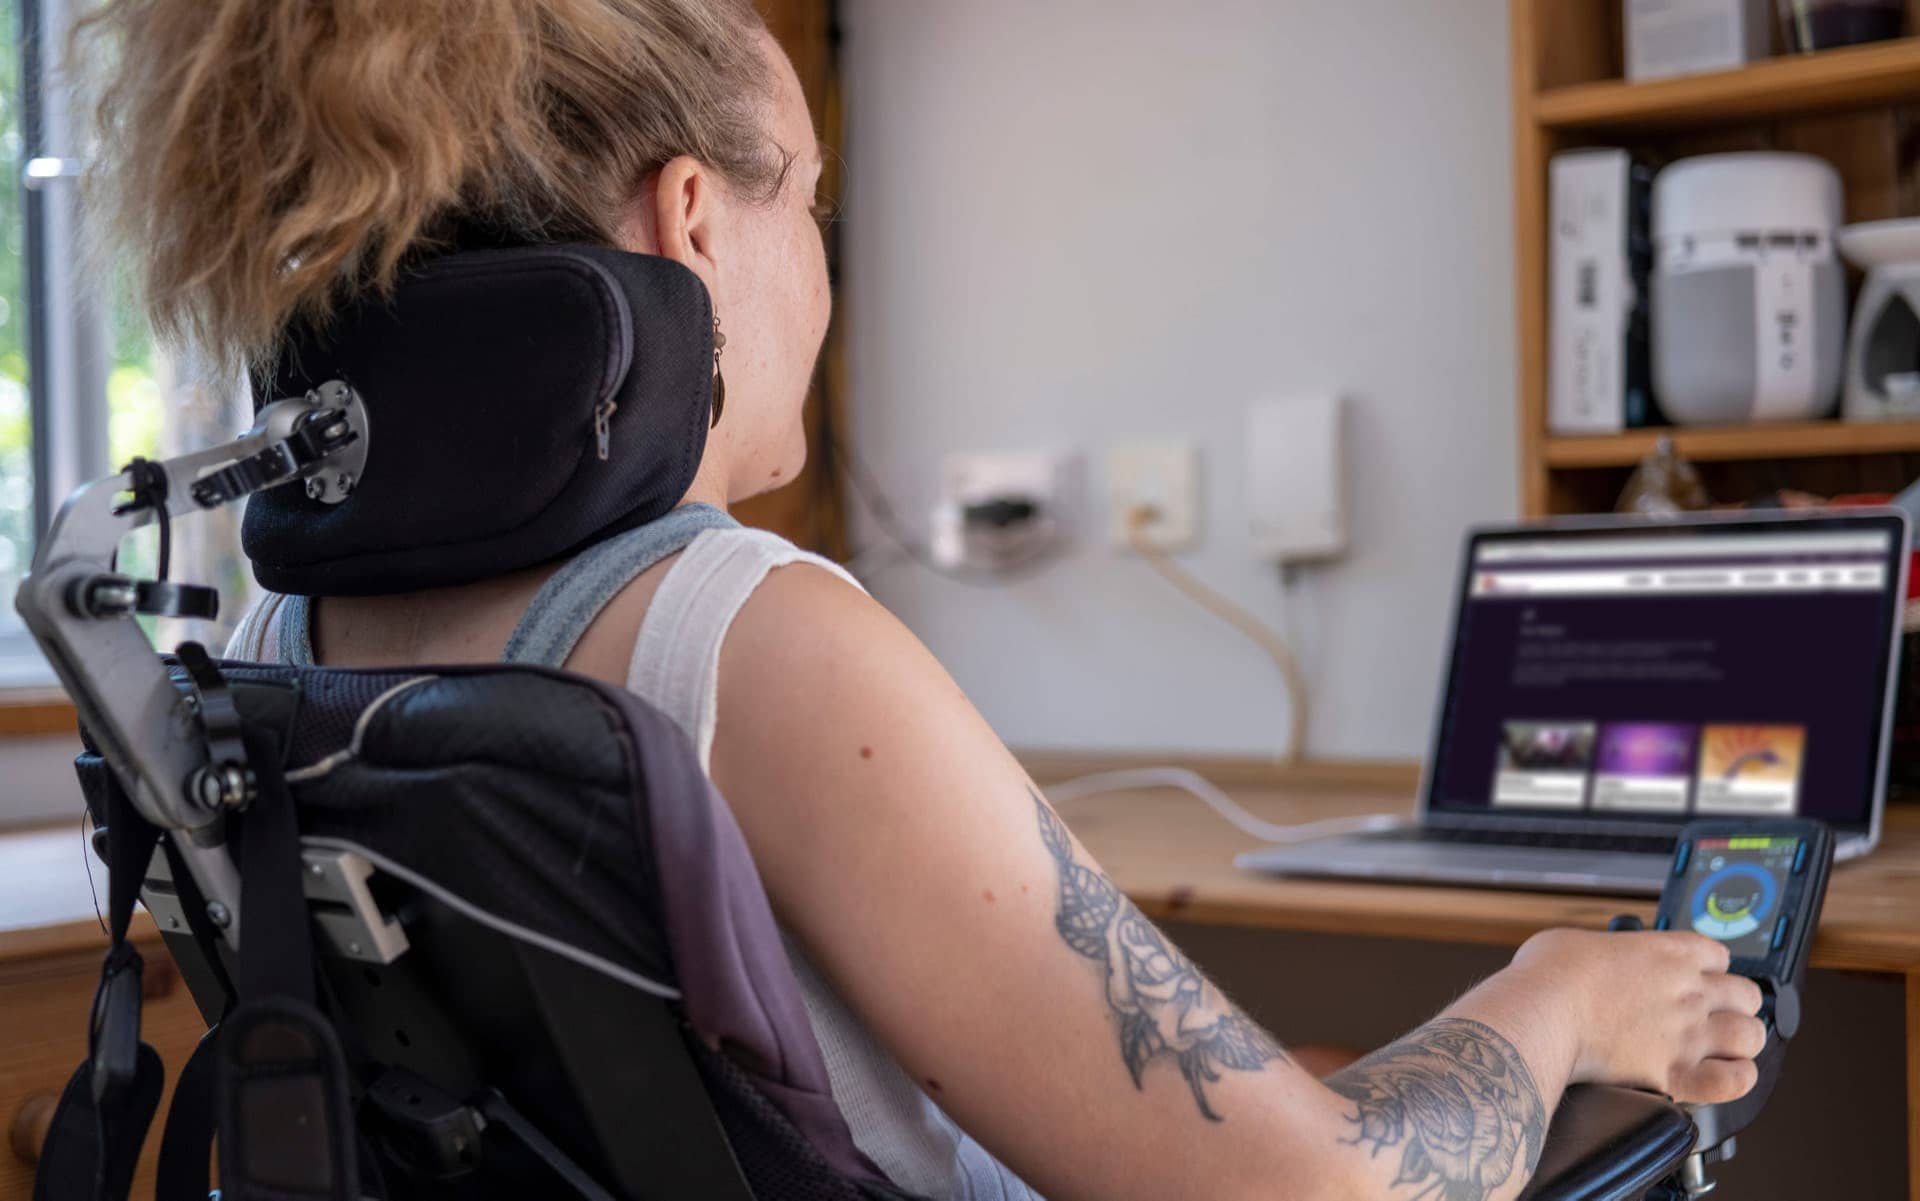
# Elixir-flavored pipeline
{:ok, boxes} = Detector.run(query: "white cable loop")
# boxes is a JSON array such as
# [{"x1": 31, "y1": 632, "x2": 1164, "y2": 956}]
[{"x1": 1045, "y1": 766, "x2": 1407, "y2": 846}]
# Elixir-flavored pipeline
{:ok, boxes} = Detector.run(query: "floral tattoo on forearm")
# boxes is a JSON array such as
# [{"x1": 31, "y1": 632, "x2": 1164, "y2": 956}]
[
  {"x1": 1033, "y1": 790, "x2": 1287, "y2": 1121},
  {"x1": 1327, "y1": 1018, "x2": 1546, "y2": 1201}
]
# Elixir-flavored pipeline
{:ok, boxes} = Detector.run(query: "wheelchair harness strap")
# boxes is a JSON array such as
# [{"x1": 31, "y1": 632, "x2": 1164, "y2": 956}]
[
  {"x1": 32, "y1": 770, "x2": 164, "y2": 1201},
  {"x1": 37, "y1": 650, "x2": 363, "y2": 1201},
  {"x1": 210, "y1": 719, "x2": 362, "y2": 1200}
]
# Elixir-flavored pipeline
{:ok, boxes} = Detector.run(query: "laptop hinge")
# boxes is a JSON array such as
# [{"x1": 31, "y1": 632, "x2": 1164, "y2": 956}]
[{"x1": 1421, "y1": 812, "x2": 1680, "y2": 839}]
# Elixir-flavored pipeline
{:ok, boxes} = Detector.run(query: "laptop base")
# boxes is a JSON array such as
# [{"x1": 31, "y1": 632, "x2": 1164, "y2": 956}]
[
  {"x1": 1239, "y1": 829, "x2": 1869, "y2": 896},
  {"x1": 1239, "y1": 832, "x2": 1672, "y2": 896}
]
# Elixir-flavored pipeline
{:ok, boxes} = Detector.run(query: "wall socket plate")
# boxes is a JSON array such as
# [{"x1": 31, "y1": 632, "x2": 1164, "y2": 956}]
[
  {"x1": 931, "y1": 449, "x2": 1079, "y2": 571},
  {"x1": 1107, "y1": 441, "x2": 1199, "y2": 551}
]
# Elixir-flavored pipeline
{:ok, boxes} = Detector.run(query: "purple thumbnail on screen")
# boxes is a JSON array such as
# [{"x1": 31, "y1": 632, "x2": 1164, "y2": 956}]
[{"x1": 1595, "y1": 723, "x2": 1697, "y2": 778}]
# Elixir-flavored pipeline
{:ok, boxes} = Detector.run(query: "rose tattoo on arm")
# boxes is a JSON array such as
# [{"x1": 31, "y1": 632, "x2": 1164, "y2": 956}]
[
  {"x1": 1326, "y1": 1018, "x2": 1546, "y2": 1201},
  {"x1": 1033, "y1": 790, "x2": 1287, "y2": 1121}
]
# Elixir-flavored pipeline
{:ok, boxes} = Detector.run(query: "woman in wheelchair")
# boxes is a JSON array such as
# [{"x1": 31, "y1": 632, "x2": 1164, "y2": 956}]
[{"x1": 74, "y1": 1, "x2": 1766, "y2": 1198}]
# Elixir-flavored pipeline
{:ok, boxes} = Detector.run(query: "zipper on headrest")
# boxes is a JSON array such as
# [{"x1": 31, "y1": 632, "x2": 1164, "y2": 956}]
[{"x1": 593, "y1": 399, "x2": 617, "y2": 461}]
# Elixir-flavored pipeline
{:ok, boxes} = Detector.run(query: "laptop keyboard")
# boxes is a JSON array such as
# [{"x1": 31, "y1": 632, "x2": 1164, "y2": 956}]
[{"x1": 1394, "y1": 826, "x2": 1676, "y2": 857}]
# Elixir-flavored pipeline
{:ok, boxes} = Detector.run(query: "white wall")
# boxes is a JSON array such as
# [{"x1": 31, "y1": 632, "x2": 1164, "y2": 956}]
[{"x1": 839, "y1": 0, "x2": 1519, "y2": 760}]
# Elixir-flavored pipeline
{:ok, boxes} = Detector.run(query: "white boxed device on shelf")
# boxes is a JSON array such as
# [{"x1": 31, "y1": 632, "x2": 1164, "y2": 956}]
[
  {"x1": 1625, "y1": 0, "x2": 1771, "y2": 82},
  {"x1": 1549, "y1": 149, "x2": 1654, "y2": 435},
  {"x1": 1651, "y1": 152, "x2": 1845, "y2": 426}
]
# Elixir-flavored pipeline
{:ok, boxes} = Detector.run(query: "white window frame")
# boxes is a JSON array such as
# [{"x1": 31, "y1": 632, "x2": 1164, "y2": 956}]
[{"x1": 0, "y1": 0, "x2": 110, "y2": 685}]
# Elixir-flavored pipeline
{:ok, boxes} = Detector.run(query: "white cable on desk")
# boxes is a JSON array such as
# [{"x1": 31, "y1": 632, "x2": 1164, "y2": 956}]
[{"x1": 1044, "y1": 766, "x2": 1408, "y2": 846}]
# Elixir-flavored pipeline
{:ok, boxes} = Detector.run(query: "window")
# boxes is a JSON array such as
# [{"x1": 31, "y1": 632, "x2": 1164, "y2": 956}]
[
  {"x1": 0, "y1": 0, "x2": 250, "y2": 686},
  {"x1": 0, "y1": 0, "x2": 32, "y2": 681}
]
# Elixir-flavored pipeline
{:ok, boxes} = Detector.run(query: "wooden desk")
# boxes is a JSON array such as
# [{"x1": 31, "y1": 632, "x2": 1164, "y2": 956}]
[{"x1": 1058, "y1": 777, "x2": 1920, "y2": 1199}]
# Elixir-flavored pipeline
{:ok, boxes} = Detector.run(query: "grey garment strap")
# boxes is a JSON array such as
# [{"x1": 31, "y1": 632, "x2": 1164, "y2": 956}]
[
  {"x1": 280, "y1": 593, "x2": 317, "y2": 667},
  {"x1": 499, "y1": 503, "x2": 739, "y2": 667},
  {"x1": 276, "y1": 504, "x2": 738, "y2": 670}
]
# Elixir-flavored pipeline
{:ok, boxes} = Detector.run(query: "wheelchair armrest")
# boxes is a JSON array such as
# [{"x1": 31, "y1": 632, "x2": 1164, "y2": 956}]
[{"x1": 1516, "y1": 1084, "x2": 1696, "y2": 1201}]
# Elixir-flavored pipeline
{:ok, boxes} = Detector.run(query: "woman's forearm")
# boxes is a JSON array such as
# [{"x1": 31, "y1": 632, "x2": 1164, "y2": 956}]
[{"x1": 1319, "y1": 966, "x2": 1582, "y2": 1201}]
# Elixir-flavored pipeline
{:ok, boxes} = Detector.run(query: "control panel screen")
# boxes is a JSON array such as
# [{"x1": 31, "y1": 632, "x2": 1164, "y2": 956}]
[{"x1": 1682, "y1": 835, "x2": 1800, "y2": 961}]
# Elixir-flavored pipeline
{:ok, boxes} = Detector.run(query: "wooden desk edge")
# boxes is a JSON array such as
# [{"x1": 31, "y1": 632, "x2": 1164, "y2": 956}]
[{"x1": 1131, "y1": 889, "x2": 1920, "y2": 976}]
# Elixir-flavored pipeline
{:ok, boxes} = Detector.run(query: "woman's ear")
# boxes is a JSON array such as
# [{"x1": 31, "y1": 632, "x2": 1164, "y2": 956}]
[{"x1": 650, "y1": 154, "x2": 723, "y2": 295}]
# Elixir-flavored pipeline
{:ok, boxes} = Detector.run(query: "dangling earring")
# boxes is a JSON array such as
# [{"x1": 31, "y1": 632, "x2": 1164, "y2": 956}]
[{"x1": 710, "y1": 313, "x2": 728, "y2": 429}]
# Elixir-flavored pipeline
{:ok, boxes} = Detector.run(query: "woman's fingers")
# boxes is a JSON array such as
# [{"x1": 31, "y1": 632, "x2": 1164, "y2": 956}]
[
  {"x1": 1709, "y1": 972, "x2": 1765, "y2": 1017},
  {"x1": 1673, "y1": 931, "x2": 1733, "y2": 972},
  {"x1": 1671, "y1": 1054, "x2": 1760, "y2": 1105},
  {"x1": 1671, "y1": 984, "x2": 1767, "y2": 1103},
  {"x1": 1701, "y1": 1008, "x2": 1768, "y2": 1061}
]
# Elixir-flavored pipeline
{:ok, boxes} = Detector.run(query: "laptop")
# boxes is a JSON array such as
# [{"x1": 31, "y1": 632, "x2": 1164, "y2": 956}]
[{"x1": 1239, "y1": 510, "x2": 1910, "y2": 895}]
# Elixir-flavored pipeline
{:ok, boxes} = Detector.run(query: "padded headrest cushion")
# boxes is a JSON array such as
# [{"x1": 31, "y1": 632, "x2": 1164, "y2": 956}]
[{"x1": 243, "y1": 245, "x2": 715, "y2": 596}]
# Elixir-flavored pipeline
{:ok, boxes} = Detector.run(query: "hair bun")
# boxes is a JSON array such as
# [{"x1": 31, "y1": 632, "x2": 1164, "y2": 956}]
[{"x1": 74, "y1": 0, "x2": 776, "y2": 371}]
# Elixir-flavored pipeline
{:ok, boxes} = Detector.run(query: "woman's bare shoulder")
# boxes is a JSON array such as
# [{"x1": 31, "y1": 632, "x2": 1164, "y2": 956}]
[{"x1": 718, "y1": 558, "x2": 964, "y2": 722}]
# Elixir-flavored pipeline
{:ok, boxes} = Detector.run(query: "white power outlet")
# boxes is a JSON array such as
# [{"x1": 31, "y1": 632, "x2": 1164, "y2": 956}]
[
  {"x1": 930, "y1": 449, "x2": 1079, "y2": 571},
  {"x1": 1107, "y1": 442, "x2": 1199, "y2": 551}
]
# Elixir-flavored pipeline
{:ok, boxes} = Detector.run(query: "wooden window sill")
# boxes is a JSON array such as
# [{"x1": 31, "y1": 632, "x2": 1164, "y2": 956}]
[{"x1": 0, "y1": 691, "x2": 78, "y2": 739}]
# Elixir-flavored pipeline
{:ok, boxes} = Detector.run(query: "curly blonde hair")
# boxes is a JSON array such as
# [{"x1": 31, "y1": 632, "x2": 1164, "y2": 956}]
[{"x1": 74, "y1": 0, "x2": 781, "y2": 370}]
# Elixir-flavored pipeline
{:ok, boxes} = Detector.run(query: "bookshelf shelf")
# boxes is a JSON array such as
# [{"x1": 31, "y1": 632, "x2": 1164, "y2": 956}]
[
  {"x1": 1544, "y1": 420, "x2": 1920, "y2": 469},
  {"x1": 1534, "y1": 36, "x2": 1920, "y2": 130}
]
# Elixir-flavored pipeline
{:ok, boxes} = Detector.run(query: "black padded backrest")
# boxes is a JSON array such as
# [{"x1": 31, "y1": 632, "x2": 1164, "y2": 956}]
[{"x1": 77, "y1": 661, "x2": 905, "y2": 1200}]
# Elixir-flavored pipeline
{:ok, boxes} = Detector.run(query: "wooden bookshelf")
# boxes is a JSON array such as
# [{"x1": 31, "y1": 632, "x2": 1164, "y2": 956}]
[
  {"x1": 1544, "y1": 419, "x2": 1920, "y2": 468},
  {"x1": 1535, "y1": 35, "x2": 1920, "y2": 130},
  {"x1": 1511, "y1": 0, "x2": 1920, "y2": 517}
]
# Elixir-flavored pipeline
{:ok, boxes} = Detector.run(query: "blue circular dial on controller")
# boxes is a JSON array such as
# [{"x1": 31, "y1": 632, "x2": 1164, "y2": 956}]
[{"x1": 1690, "y1": 863, "x2": 1777, "y2": 942}]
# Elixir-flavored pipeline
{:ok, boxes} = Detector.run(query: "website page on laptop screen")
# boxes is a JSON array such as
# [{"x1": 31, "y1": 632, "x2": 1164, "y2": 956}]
[{"x1": 1427, "y1": 523, "x2": 1899, "y2": 826}]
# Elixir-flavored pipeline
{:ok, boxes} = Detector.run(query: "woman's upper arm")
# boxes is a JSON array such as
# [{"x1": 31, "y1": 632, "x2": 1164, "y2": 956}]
[{"x1": 707, "y1": 564, "x2": 1348, "y2": 1201}]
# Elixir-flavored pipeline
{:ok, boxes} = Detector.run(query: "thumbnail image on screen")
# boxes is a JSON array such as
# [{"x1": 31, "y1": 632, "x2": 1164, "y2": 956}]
[
  {"x1": 1682, "y1": 835, "x2": 1800, "y2": 961},
  {"x1": 1492, "y1": 720, "x2": 1594, "y2": 810},
  {"x1": 1695, "y1": 725, "x2": 1806, "y2": 816},
  {"x1": 1591, "y1": 722, "x2": 1697, "y2": 814}
]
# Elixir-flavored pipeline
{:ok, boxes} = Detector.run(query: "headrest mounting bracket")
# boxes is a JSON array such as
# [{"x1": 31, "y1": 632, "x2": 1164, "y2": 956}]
[{"x1": 299, "y1": 380, "x2": 371, "y2": 505}]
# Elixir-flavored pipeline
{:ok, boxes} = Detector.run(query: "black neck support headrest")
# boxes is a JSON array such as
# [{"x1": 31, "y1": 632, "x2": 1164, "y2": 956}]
[{"x1": 243, "y1": 245, "x2": 715, "y2": 596}]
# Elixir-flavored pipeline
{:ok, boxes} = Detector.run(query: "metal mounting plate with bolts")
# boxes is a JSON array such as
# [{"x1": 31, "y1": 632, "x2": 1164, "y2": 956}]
[
  {"x1": 301, "y1": 380, "x2": 370, "y2": 505},
  {"x1": 1107, "y1": 441, "x2": 1199, "y2": 551}
]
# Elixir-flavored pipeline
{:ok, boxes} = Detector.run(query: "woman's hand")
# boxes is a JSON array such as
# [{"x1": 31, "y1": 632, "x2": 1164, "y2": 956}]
[{"x1": 1508, "y1": 927, "x2": 1767, "y2": 1104}]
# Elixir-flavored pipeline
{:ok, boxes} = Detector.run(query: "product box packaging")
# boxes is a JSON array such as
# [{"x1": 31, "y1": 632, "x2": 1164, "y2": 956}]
[
  {"x1": 1550, "y1": 149, "x2": 1655, "y2": 435},
  {"x1": 1626, "y1": 0, "x2": 1771, "y2": 82}
]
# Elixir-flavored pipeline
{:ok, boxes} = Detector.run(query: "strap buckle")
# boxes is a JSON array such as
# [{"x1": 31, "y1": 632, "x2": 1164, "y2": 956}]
[{"x1": 88, "y1": 942, "x2": 145, "y2": 1106}]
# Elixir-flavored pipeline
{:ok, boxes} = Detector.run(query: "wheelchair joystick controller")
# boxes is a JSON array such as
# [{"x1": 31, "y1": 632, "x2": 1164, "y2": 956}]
[{"x1": 1613, "y1": 817, "x2": 1835, "y2": 1199}]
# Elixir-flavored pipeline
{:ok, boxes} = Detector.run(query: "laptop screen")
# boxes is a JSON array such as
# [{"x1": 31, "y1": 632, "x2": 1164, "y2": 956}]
[{"x1": 1424, "y1": 514, "x2": 1907, "y2": 832}]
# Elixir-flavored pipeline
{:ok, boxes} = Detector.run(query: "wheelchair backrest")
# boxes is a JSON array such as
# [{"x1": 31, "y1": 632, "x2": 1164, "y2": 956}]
[{"x1": 74, "y1": 660, "x2": 903, "y2": 1200}]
